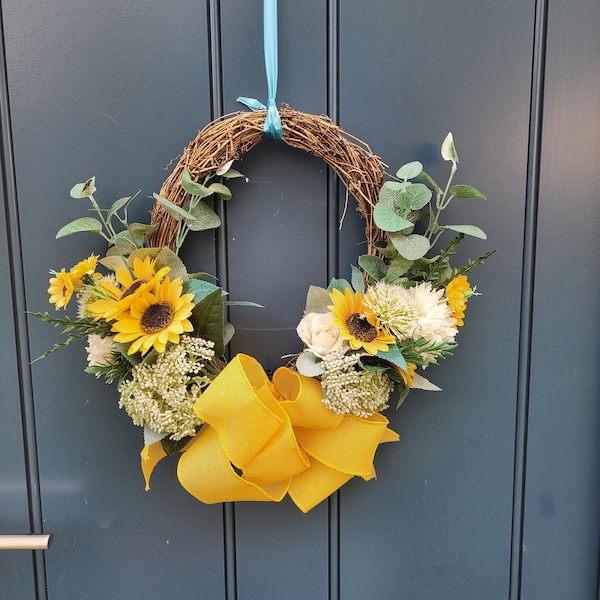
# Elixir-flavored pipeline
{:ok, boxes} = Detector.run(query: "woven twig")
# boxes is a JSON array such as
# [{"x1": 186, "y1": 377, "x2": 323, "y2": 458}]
[{"x1": 148, "y1": 106, "x2": 385, "y2": 253}]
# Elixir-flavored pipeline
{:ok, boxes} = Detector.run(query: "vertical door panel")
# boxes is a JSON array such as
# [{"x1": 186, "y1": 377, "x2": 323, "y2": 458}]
[
  {"x1": 3, "y1": 1, "x2": 224, "y2": 597},
  {"x1": 522, "y1": 0, "x2": 600, "y2": 597},
  {"x1": 338, "y1": 1, "x2": 534, "y2": 598}
]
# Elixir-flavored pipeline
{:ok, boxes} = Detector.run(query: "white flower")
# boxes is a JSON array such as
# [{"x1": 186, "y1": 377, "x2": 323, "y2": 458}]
[
  {"x1": 408, "y1": 282, "x2": 457, "y2": 345},
  {"x1": 364, "y1": 281, "x2": 417, "y2": 340},
  {"x1": 85, "y1": 334, "x2": 118, "y2": 368},
  {"x1": 296, "y1": 312, "x2": 350, "y2": 358}
]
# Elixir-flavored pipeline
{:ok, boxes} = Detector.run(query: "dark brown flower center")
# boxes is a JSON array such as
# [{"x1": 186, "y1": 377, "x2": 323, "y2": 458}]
[
  {"x1": 141, "y1": 301, "x2": 174, "y2": 334},
  {"x1": 122, "y1": 279, "x2": 147, "y2": 299},
  {"x1": 345, "y1": 313, "x2": 377, "y2": 342}
]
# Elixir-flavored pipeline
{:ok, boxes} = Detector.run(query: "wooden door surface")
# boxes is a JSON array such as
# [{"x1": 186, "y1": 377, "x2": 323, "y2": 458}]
[{"x1": 1, "y1": 1, "x2": 599, "y2": 599}]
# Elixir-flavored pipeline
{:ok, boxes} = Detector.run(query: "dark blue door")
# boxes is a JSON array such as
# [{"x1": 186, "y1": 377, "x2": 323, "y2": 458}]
[{"x1": 1, "y1": 1, "x2": 599, "y2": 599}]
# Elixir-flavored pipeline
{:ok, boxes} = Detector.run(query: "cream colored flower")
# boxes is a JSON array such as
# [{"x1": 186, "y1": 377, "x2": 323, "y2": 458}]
[
  {"x1": 85, "y1": 334, "x2": 118, "y2": 368},
  {"x1": 408, "y1": 282, "x2": 457, "y2": 345},
  {"x1": 296, "y1": 312, "x2": 350, "y2": 358},
  {"x1": 364, "y1": 281, "x2": 417, "y2": 340}
]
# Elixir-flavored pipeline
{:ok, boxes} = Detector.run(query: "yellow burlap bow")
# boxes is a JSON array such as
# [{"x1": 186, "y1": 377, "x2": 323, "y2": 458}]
[{"x1": 141, "y1": 354, "x2": 398, "y2": 512}]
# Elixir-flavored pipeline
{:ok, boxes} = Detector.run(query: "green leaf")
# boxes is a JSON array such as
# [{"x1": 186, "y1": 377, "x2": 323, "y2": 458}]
[
  {"x1": 327, "y1": 278, "x2": 352, "y2": 293},
  {"x1": 128, "y1": 222, "x2": 158, "y2": 246},
  {"x1": 208, "y1": 183, "x2": 232, "y2": 200},
  {"x1": 221, "y1": 168, "x2": 245, "y2": 179},
  {"x1": 389, "y1": 232, "x2": 430, "y2": 260},
  {"x1": 396, "y1": 161, "x2": 423, "y2": 180},
  {"x1": 223, "y1": 322, "x2": 235, "y2": 346},
  {"x1": 107, "y1": 241, "x2": 137, "y2": 257},
  {"x1": 155, "y1": 247, "x2": 188, "y2": 281},
  {"x1": 305, "y1": 285, "x2": 332, "y2": 314},
  {"x1": 443, "y1": 224, "x2": 487, "y2": 239},
  {"x1": 417, "y1": 170, "x2": 440, "y2": 194},
  {"x1": 358, "y1": 254, "x2": 387, "y2": 280},
  {"x1": 107, "y1": 196, "x2": 131, "y2": 219},
  {"x1": 403, "y1": 183, "x2": 432, "y2": 210},
  {"x1": 378, "y1": 181, "x2": 405, "y2": 205},
  {"x1": 161, "y1": 435, "x2": 194, "y2": 456},
  {"x1": 296, "y1": 351, "x2": 325, "y2": 377},
  {"x1": 373, "y1": 203, "x2": 413, "y2": 232},
  {"x1": 70, "y1": 177, "x2": 96, "y2": 199},
  {"x1": 56, "y1": 217, "x2": 103, "y2": 238},
  {"x1": 152, "y1": 193, "x2": 195, "y2": 221},
  {"x1": 183, "y1": 278, "x2": 222, "y2": 303},
  {"x1": 376, "y1": 344, "x2": 407, "y2": 370},
  {"x1": 351, "y1": 265, "x2": 366, "y2": 294},
  {"x1": 384, "y1": 255, "x2": 413, "y2": 282},
  {"x1": 181, "y1": 168, "x2": 212, "y2": 197},
  {"x1": 449, "y1": 184, "x2": 486, "y2": 200},
  {"x1": 224, "y1": 300, "x2": 264, "y2": 308},
  {"x1": 190, "y1": 289, "x2": 225, "y2": 356},
  {"x1": 99, "y1": 255, "x2": 128, "y2": 272},
  {"x1": 186, "y1": 201, "x2": 221, "y2": 231}
]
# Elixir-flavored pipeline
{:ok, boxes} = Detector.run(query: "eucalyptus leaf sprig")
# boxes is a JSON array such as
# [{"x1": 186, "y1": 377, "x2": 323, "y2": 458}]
[
  {"x1": 152, "y1": 161, "x2": 245, "y2": 254},
  {"x1": 358, "y1": 133, "x2": 493, "y2": 287},
  {"x1": 57, "y1": 177, "x2": 158, "y2": 271}
]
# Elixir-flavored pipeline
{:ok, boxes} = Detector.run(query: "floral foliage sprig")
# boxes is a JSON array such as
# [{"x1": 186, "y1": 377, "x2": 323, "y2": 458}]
[
  {"x1": 33, "y1": 163, "x2": 255, "y2": 448},
  {"x1": 294, "y1": 133, "x2": 495, "y2": 412}
]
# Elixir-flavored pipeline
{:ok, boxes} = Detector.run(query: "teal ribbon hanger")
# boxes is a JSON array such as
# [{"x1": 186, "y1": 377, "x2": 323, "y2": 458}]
[{"x1": 237, "y1": 0, "x2": 283, "y2": 140}]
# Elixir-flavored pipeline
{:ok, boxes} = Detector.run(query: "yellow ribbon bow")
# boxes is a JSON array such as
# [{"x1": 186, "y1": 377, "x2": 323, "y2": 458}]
[{"x1": 142, "y1": 354, "x2": 398, "y2": 512}]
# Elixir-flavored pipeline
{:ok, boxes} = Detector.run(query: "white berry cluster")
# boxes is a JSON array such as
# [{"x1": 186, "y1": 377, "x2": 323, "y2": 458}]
[{"x1": 118, "y1": 335, "x2": 216, "y2": 440}]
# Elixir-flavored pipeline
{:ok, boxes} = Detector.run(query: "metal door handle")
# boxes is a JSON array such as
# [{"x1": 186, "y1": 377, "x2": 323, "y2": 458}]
[{"x1": 0, "y1": 534, "x2": 53, "y2": 550}]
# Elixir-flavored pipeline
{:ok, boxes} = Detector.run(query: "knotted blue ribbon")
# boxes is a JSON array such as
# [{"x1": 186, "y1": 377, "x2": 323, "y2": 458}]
[{"x1": 237, "y1": 0, "x2": 283, "y2": 140}]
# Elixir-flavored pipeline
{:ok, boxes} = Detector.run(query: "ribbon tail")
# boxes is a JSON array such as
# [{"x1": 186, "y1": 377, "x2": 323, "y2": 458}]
[
  {"x1": 141, "y1": 441, "x2": 168, "y2": 491},
  {"x1": 237, "y1": 96, "x2": 267, "y2": 111}
]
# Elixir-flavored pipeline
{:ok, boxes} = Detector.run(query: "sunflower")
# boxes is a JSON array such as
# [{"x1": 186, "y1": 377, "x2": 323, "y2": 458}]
[
  {"x1": 328, "y1": 287, "x2": 395, "y2": 355},
  {"x1": 48, "y1": 255, "x2": 100, "y2": 310},
  {"x1": 48, "y1": 269, "x2": 80, "y2": 310},
  {"x1": 111, "y1": 276, "x2": 195, "y2": 355},
  {"x1": 445, "y1": 274, "x2": 472, "y2": 327},
  {"x1": 87, "y1": 255, "x2": 170, "y2": 321}
]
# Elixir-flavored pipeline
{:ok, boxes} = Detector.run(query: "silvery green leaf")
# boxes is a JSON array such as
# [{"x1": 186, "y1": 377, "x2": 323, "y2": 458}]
[
  {"x1": 296, "y1": 351, "x2": 325, "y2": 377},
  {"x1": 327, "y1": 278, "x2": 352, "y2": 293},
  {"x1": 186, "y1": 201, "x2": 221, "y2": 231},
  {"x1": 107, "y1": 196, "x2": 131, "y2": 219},
  {"x1": 155, "y1": 247, "x2": 188, "y2": 280},
  {"x1": 305, "y1": 285, "x2": 332, "y2": 314},
  {"x1": 449, "y1": 184, "x2": 486, "y2": 200},
  {"x1": 221, "y1": 168, "x2": 245, "y2": 179},
  {"x1": 208, "y1": 182, "x2": 232, "y2": 200},
  {"x1": 351, "y1": 265, "x2": 366, "y2": 294},
  {"x1": 373, "y1": 203, "x2": 413, "y2": 232},
  {"x1": 443, "y1": 224, "x2": 487, "y2": 239},
  {"x1": 411, "y1": 373, "x2": 442, "y2": 391},
  {"x1": 404, "y1": 183, "x2": 432, "y2": 210},
  {"x1": 215, "y1": 160, "x2": 234, "y2": 176},
  {"x1": 389, "y1": 232, "x2": 430, "y2": 260},
  {"x1": 56, "y1": 217, "x2": 102, "y2": 238},
  {"x1": 152, "y1": 193, "x2": 194, "y2": 221},
  {"x1": 376, "y1": 344, "x2": 407, "y2": 371},
  {"x1": 143, "y1": 427, "x2": 164, "y2": 446},
  {"x1": 358, "y1": 254, "x2": 387, "y2": 280},
  {"x1": 70, "y1": 177, "x2": 96, "y2": 199},
  {"x1": 378, "y1": 180, "x2": 405, "y2": 206},
  {"x1": 441, "y1": 132, "x2": 459, "y2": 164},
  {"x1": 223, "y1": 322, "x2": 235, "y2": 346},
  {"x1": 183, "y1": 278, "x2": 221, "y2": 303},
  {"x1": 396, "y1": 161, "x2": 423, "y2": 181},
  {"x1": 181, "y1": 168, "x2": 212, "y2": 197},
  {"x1": 99, "y1": 255, "x2": 128, "y2": 272},
  {"x1": 128, "y1": 222, "x2": 158, "y2": 246},
  {"x1": 224, "y1": 301, "x2": 264, "y2": 308}
]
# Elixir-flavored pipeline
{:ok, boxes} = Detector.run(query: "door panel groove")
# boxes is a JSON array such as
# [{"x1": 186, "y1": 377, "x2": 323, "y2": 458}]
[
  {"x1": 0, "y1": 5, "x2": 48, "y2": 599},
  {"x1": 509, "y1": 0, "x2": 550, "y2": 597}
]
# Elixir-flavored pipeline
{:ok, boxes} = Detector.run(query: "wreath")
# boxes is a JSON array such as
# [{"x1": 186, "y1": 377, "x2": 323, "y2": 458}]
[{"x1": 35, "y1": 108, "x2": 494, "y2": 512}]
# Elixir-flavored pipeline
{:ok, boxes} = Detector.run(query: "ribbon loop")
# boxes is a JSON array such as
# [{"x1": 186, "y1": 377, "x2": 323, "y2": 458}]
[{"x1": 236, "y1": 0, "x2": 283, "y2": 140}]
